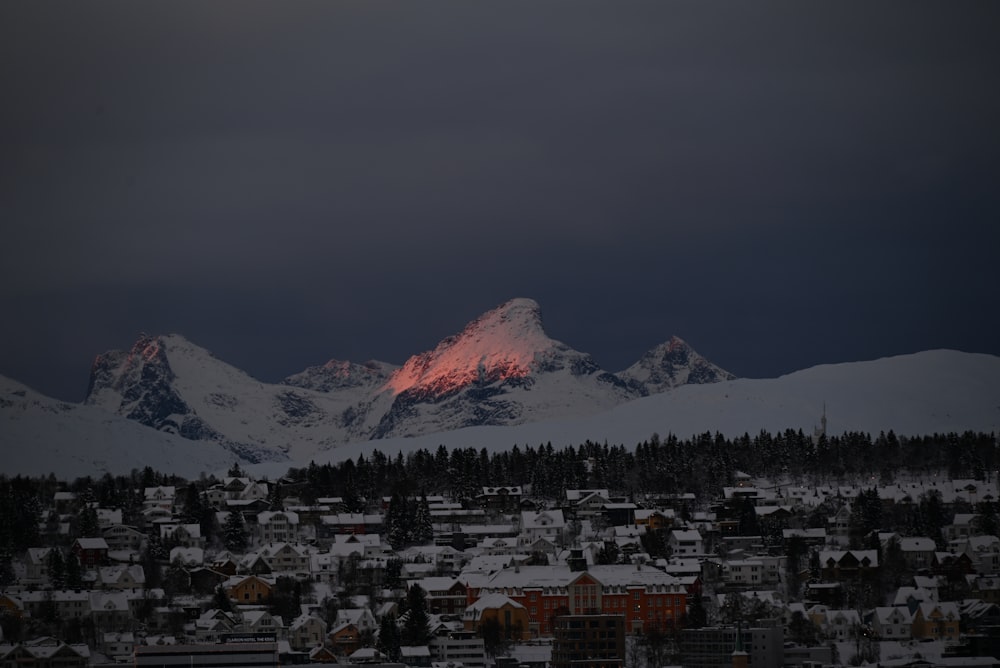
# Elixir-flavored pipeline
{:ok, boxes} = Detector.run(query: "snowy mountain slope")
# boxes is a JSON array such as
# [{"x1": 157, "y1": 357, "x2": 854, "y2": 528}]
[
  {"x1": 246, "y1": 349, "x2": 1000, "y2": 477},
  {"x1": 0, "y1": 376, "x2": 233, "y2": 478},
  {"x1": 619, "y1": 336, "x2": 736, "y2": 393},
  {"x1": 84, "y1": 334, "x2": 369, "y2": 462}
]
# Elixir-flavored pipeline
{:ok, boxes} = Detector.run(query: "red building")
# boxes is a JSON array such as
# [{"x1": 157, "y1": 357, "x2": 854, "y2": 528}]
[
  {"x1": 71, "y1": 538, "x2": 109, "y2": 569},
  {"x1": 470, "y1": 564, "x2": 687, "y2": 637}
]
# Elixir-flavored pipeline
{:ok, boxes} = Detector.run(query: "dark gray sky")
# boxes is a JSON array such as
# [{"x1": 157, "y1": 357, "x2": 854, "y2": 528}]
[{"x1": 2, "y1": 2, "x2": 999, "y2": 402}]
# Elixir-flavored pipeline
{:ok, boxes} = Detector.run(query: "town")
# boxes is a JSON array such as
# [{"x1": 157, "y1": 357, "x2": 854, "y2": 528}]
[{"x1": 2, "y1": 431, "x2": 1000, "y2": 668}]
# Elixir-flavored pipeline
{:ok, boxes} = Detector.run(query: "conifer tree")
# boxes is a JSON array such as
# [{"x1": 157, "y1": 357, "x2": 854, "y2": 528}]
[
  {"x1": 199, "y1": 492, "x2": 220, "y2": 547},
  {"x1": 413, "y1": 493, "x2": 433, "y2": 545},
  {"x1": 386, "y1": 493, "x2": 409, "y2": 549},
  {"x1": 77, "y1": 506, "x2": 100, "y2": 538},
  {"x1": 180, "y1": 483, "x2": 204, "y2": 524},
  {"x1": 213, "y1": 584, "x2": 233, "y2": 612},
  {"x1": 0, "y1": 551, "x2": 16, "y2": 588},
  {"x1": 47, "y1": 549, "x2": 66, "y2": 589},
  {"x1": 267, "y1": 482, "x2": 285, "y2": 511},
  {"x1": 377, "y1": 614, "x2": 402, "y2": 661},
  {"x1": 65, "y1": 552, "x2": 83, "y2": 589},
  {"x1": 223, "y1": 510, "x2": 248, "y2": 552},
  {"x1": 402, "y1": 584, "x2": 431, "y2": 646}
]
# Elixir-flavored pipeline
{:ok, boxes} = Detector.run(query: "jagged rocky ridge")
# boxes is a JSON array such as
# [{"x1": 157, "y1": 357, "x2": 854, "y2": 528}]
[{"x1": 79, "y1": 298, "x2": 735, "y2": 463}]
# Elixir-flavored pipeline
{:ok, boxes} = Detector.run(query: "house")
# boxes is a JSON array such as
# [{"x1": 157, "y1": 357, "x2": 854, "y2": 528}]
[
  {"x1": 416, "y1": 577, "x2": 468, "y2": 615},
  {"x1": 101, "y1": 631, "x2": 135, "y2": 659},
  {"x1": 400, "y1": 645, "x2": 432, "y2": 667},
  {"x1": 289, "y1": 613, "x2": 328, "y2": 651},
  {"x1": 97, "y1": 564, "x2": 146, "y2": 589},
  {"x1": 188, "y1": 567, "x2": 228, "y2": 593},
  {"x1": 22, "y1": 548, "x2": 53, "y2": 585},
  {"x1": 329, "y1": 623, "x2": 363, "y2": 657},
  {"x1": 725, "y1": 560, "x2": 766, "y2": 587},
  {"x1": 143, "y1": 486, "x2": 177, "y2": 512},
  {"x1": 912, "y1": 601, "x2": 960, "y2": 641},
  {"x1": 478, "y1": 486, "x2": 523, "y2": 513},
  {"x1": 479, "y1": 537, "x2": 520, "y2": 556},
  {"x1": 103, "y1": 524, "x2": 147, "y2": 552},
  {"x1": 872, "y1": 606, "x2": 913, "y2": 641},
  {"x1": 463, "y1": 593, "x2": 530, "y2": 640},
  {"x1": 210, "y1": 553, "x2": 240, "y2": 576},
  {"x1": 336, "y1": 608, "x2": 378, "y2": 635},
  {"x1": 960, "y1": 535, "x2": 1000, "y2": 574},
  {"x1": 95, "y1": 508, "x2": 123, "y2": 529},
  {"x1": 160, "y1": 523, "x2": 203, "y2": 548},
  {"x1": 258, "y1": 542, "x2": 311, "y2": 574},
  {"x1": 169, "y1": 547, "x2": 204, "y2": 567},
  {"x1": 71, "y1": 537, "x2": 109, "y2": 568},
  {"x1": 309, "y1": 645, "x2": 339, "y2": 663},
  {"x1": 194, "y1": 609, "x2": 239, "y2": 643},
  {"x1": 519, "y1": 510, "x2": 566, "y2": 546},
  {"x1": 820, "y1": 609, "x2": 861, "y2": 641},
  {"x1": 945, "y1": 513, "x2": 978, "y2": 542},
  {"x1": 90, "y1": 592, "x2": 132, "y2": 632},
  {"x1": 19, "y1": 590, "x2": 92, "y2": 621},
  {"x1": 567, "y1": 490, "x2": 612, "y2": 520},
  {"x1": 226, "y1": 574, "x2": 275, "y2": 603},
  {"x1": 0, "y1": 594, "x2": 24, "y2": 619},
  {"x1": 899, "y1": 537, "x2": 937, "y2": 571},
  {"x1": 257, "y1": 511, "x2": 301, "y2": 544},
  {"x1": 0, "y1": 638, "x2": 90, "y2": 668},
  {"x1": 668, "y1": 529, "x2": 703, "y2": 556},
  {"x1": 240, "y1": 609, "x2": 286, "y2": 639},
  {"x1": 817, "y1": 550, "x2": 879, "y2": 583},
  {"x1": 634, "y1": 509, "x2": 674, "y2": 531}
]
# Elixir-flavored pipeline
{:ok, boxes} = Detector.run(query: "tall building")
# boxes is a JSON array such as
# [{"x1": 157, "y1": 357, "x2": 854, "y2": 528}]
[
  {"x1": 550, "y1": 614, "x2": 625, "y2": 668},
  {"x1": 134, "y1": 642, "x2": 279, "y2": 668},
  {"x1": 679, "y1": 623, "x2": 783, "y2": 668}
]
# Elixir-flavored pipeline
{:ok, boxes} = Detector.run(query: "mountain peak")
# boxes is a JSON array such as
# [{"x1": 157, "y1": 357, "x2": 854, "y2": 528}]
[
  {"x1": 382, "y1": 298, "x2": 557, "y2": 397},
  {"x1": 619, "y1": 336, "x2": 735, "y2": 392}
]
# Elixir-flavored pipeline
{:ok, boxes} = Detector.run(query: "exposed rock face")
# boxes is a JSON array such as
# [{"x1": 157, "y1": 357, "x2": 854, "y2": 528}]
[
  {"x1": 618, "y1": 336, "x2": 736, "y2": 394},
  {"x1": 282, "y1": 359, "x2": 397, "y2": 393},
  {"x1": 86, "y1": 336, "x2": 205, "y2": 435}
]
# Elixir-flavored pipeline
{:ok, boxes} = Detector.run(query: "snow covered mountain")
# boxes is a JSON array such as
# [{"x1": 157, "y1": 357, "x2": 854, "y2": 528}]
[
  {"x1": 6, "y1": 297, "x2": 996, "y2": 478},
  {"x1": 0, "y1": 375, "x2": 232, "y2": 478},
  {"x1": 253, "y1": 349, "x2": 1000, "y2": 477},
  {"x1": 84, "y1": 334, "x2": 372, "y2": 463},
  {"x1": 358, "y1": 298, "x2": 641, "y2": 439},
  {"x1": 79, "y1": 298, "x2": 731, "y2": 460},
  {"x1": 619, "y1": 336, "x2": 736, "y2": 393}
]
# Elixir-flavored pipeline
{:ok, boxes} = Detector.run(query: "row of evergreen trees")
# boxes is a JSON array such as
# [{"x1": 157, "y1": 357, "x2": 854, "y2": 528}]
[
  {"x1": 0, "y1": 429, "x2": 995, "y2": 557},
  {"x1": 286, "y1": 429, "x2": 997, "y2": 507}
]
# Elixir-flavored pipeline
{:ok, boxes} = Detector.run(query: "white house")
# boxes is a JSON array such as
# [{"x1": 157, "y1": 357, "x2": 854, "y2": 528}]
[
  {"x1": 668, "y1": 529, "x2": 703, "y2": 556},
  {"x1": 519, "y1": 510, "x2": 566, "y2": 546},
  {"x1": 257, "y1": 511, "x2": 301, "y2": 544}
]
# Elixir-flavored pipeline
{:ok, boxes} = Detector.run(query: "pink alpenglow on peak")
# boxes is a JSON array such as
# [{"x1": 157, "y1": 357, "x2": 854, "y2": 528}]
[{"x1": 382, "y1": 298, "x2": 557, "y2": 397}]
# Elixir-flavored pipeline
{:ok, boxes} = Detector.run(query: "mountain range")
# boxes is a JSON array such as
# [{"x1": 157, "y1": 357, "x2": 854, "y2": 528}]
[{"x1": 1, "y1": 298, "x2": 998, "y2": 478}]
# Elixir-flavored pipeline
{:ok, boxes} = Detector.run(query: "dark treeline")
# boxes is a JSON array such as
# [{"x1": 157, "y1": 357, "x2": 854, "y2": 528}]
[
  {"x1": 1, "y1": 429, "x2": 996, "y2": 555},
  {"x1": 288, "y1": 429, "x2": 998, "y2": 508}
]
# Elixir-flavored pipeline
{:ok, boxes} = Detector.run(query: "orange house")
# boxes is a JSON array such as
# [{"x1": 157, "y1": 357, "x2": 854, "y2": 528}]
[
  {"x1": 227, "y1": 575, "x2": 274, "y2": 603},
  {"x1": 0, "y1": 594, "x2": 24, "y2": 618},
  {"x1": 912, "y1": 602, "x2": 960, "y2": 641},
  {"x1": 463, "y1": 593, "x2": 531, "y2": 640},
  {"x1": 328, "y1": 622, "x2": 362, "y2": 656}
]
